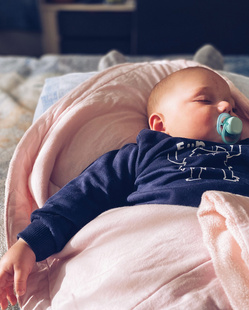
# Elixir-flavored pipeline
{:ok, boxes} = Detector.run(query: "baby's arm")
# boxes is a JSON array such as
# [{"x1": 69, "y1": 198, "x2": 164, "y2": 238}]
[{"x1": 0, "y1": 239, "x2": 36, "y2": 310}]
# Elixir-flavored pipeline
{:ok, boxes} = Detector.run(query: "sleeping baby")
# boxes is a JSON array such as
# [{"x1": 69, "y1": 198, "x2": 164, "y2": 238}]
[{"x1": 1, "y1": 66, "x2": 249, "y2": 309}]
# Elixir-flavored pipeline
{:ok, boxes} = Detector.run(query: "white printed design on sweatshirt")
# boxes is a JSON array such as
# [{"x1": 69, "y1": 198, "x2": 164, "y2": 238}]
[{"x1": 167, "y1": 141, "x2": 242, "y2": 182}]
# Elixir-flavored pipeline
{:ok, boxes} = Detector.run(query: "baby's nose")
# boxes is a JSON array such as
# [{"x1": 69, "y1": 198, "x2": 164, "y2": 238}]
[{"x1": 217, "y1": 101, "x2": 233, "y2": 114}]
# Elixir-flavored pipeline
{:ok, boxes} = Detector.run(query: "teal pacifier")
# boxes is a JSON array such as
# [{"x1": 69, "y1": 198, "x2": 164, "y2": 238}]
[{"x1": 217, "y1": 113, "x2": 243, "y2": 144}]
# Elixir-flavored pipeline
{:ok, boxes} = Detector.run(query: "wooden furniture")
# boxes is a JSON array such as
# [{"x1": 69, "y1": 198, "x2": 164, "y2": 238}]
[
  {"x1": 39, "y1": 0, "x2": 249, "y2": 56},
  {"x1": 135, "y1": 0, "x2": 249, "y2": 55},
  {"x1": 39, "y1": 0, "x2": 136, "y2": 54}
]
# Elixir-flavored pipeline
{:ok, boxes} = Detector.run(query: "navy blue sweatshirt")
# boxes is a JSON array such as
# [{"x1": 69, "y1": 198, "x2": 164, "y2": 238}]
[{"x1": 18, "y1": 129, "x2": 249, "y2": 261}]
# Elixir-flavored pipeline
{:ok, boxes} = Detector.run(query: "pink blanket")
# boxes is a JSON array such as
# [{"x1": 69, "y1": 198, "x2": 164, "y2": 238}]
[
  {"x1": 198, "y1": 191, "x2": 249, "y2": 309},
  {"x1": 4, "y1": 60, "x2": 249, "y2": 309}
]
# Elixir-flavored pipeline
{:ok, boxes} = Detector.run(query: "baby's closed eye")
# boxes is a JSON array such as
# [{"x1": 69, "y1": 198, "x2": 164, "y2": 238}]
[{"x1": 194, "y1": 96, "x2": 212, "y2": 103}]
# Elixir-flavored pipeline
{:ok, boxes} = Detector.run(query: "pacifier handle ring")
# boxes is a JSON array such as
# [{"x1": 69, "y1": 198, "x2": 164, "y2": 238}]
[{"x1": 217, "y1": 113, "x2": 229, "y2": 136}]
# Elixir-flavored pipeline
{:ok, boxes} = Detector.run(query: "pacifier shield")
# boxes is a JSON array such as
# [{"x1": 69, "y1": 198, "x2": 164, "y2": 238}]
[
  {"x1": 217, "y1": 113, "x2": 242, "y2": 144},
  {"x1": 225, "y1": 117, "x2": 243, "y2": 135}
]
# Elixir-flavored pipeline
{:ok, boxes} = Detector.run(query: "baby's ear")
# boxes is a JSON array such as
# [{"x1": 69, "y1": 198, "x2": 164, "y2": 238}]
[{"x1": 149, "y1": 113, "x2": 166, "y2": 132}]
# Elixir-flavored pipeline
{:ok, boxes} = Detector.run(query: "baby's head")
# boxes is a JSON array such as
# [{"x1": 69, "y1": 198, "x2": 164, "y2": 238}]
[{"x1": 147, "y1": 66, "x2": 242, "y2": 143}]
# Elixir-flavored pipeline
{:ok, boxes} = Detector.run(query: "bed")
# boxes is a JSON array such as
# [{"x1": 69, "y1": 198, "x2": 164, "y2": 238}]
[{"x1": 2, "y1": 45, "x2": 249, "y2": 310}]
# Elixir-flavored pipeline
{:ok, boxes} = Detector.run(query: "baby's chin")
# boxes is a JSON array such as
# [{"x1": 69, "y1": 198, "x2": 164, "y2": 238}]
[
  {"x1": 177, "y1": 132, "x2": 244, "y2": 144},
  {"x1": 182, "y1": 133, "x2": 223, "y2": 144}
]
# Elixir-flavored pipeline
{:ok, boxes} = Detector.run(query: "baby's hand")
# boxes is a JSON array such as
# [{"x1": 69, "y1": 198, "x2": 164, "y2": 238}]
[{"x1": 0, "y1": 239, "x2": 36, "y2": 309}]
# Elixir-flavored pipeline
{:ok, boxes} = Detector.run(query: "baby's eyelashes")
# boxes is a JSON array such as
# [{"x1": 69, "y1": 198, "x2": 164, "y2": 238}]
[
  {"x1": 194, "y1": 97, "x2": 212, "y2": 104},
  {"x1": 197, "y1": 99, "x2": 211, "y2": 103},
  {"x1": 192, "y1": 94, "x2": 212, "y2": 103}
]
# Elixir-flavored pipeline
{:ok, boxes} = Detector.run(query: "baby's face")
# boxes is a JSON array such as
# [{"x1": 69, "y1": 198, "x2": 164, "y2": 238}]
[{"x1": 151, "y1": 68, "x2": 242, "y2": 143}]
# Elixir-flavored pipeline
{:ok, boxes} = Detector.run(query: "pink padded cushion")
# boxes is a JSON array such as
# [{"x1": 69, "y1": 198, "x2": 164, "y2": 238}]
[
  {"x1": 5, "y1": 59, "x2": 199, "y2": 247},
  {"x1": 31, "y1": 61, "x2": 200, "y2": 197}
]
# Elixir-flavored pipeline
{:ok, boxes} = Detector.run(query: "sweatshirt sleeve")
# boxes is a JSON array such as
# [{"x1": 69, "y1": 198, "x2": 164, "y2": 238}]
[{"x1": 18, "y1": 143, "x2": 138, "y2": 261}]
